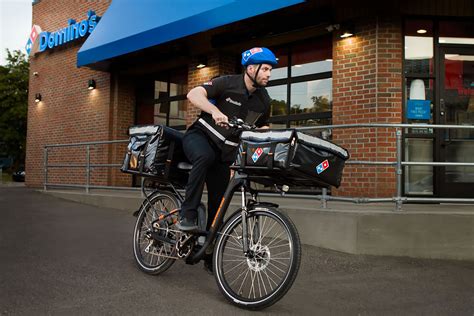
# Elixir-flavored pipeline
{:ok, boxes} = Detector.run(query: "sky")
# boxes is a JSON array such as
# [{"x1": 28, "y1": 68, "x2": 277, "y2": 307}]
[{"x1": 0, "y1": 0, "x2": 32, "y2": 65}]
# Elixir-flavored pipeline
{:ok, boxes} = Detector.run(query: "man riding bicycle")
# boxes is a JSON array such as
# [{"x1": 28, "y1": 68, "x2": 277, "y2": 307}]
[{"x1": 176, "y1": 47, "x2": 277, "y2": 236}]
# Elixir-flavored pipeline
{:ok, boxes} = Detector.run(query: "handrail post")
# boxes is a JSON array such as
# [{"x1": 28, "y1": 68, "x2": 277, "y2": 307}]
[
  {"x1": 44, "y1": 147, "x2": 48, "y2": 191},
  {"x1": 395, "y1": 128, "x2": 403, "y2": 211},
  {"x1": 86, "y1": 145, "x2": 90, "y2": 194}
]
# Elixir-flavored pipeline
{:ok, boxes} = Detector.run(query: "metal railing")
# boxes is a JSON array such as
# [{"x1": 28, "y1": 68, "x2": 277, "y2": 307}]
[
  {"x1": 299, "y1": 123, "x2": 474, "y2": 210},
  {"x1": 43, "y1": 123, "x2": 474, "y2": 211},
  {"x1": 44, "y1": 139, "x2": 130, "y2": 194}
]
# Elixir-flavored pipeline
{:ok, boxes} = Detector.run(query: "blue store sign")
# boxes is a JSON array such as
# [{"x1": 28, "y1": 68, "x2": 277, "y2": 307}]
[
  {"x1": 26, "y1": 10, "x2": 100, "y2": 55},
  {"x1": 407, "y1": 100, "x2": 431, "y2": 120}
]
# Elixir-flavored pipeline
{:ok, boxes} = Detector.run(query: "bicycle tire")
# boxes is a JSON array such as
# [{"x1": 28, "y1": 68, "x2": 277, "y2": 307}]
[
  {"x1": 213, "y1": 207, "x2": 301, "y2": 310},
  {"x1": 132, "y1": 190, "x2": 180, "y2": 275}
]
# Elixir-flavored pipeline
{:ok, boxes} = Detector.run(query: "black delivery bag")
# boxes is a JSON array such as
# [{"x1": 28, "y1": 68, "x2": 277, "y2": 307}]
[
  {"x1": 121, "y1": 125, "x2": 189, "y2": 186},
  {"x1": 234, "y1": 130, "x2": 349, "y2": 188}
]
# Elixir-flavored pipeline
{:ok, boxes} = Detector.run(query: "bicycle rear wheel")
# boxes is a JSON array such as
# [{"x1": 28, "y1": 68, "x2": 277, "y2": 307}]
[
  {"x1": 213, "y1": 207, "x2": 301, "y2": 310},
  {"x1": 133, "y1": 191, "x2": 180, "y2": 275}
]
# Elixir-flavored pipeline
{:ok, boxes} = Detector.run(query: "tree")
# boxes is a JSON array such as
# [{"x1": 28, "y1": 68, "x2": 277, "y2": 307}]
[
  {"x1": 311, "y1": 95, "x2": 331, "y2": 112},
  {"x1": 0, "y1": 49, "x2": 29, "y2": 170},
  {"x1": 270, "y1": 99, "x2": 287, "y2": 116}
]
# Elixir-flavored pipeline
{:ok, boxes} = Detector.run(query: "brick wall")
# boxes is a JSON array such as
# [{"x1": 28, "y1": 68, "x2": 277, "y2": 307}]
[
  {"x1": 107, "y1": 74, "x2": 135, "y2": 187},
  {"x1": 26, "y1": 0, "x2": 112, "y2": 188},
  {"x1": 332, "y1": 18, "x2": 403, "y2": 197},
  {"x1": 186, "y1": 53, "x2": 237, "y2": 126}
]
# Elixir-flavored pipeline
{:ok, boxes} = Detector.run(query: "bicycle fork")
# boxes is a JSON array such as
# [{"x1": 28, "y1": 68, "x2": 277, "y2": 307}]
[{"x1": 240, "y1": 186, "x2": 251, "y2": 256}]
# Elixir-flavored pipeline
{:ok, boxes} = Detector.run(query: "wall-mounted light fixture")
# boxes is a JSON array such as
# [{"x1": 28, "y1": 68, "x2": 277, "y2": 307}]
[
  {"x1": 325, "y1": 24, "x2": 340, "y2": 33},
  {"x1": 88, "y1": 79, "x2": 96, "y2": 90},
  {"x1": 196, "y1": 56, "x2": 207, "y2": 69},
  {"x1": 340, "y1": 26, "x2": 354, "y2": 38},
  {"x1": 33, "y1": 71, "x2": 39, "y2": 76},
  {"x1": 416, "y1": 29, "x2": 427, "y2": 34},
  {"x1": 35, "y1": 93, "x2": 42, "y2": 103}
]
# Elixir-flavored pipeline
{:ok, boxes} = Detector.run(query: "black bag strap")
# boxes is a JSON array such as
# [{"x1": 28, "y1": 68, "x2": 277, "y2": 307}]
[
  {"x1": 164, "y1": 140, "x2": 175, "y2": 177},
  {"x1": 267, "y1": 142, "x2": 277, "y2": 169},
  {"x1": 138, "y1": 139, "x2": 149, "y2": 174},
  {"x1": 240, "y1": 142, "x2": 247, "y2": 168},
  {"x1": 285, "y1": 135, "x2": 297, "y2": 169}
]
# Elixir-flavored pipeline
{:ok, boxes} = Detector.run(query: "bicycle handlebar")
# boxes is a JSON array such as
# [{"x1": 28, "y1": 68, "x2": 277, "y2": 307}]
[{"x1": 225, "y1": 117, "x2": 254, "y2": 130}]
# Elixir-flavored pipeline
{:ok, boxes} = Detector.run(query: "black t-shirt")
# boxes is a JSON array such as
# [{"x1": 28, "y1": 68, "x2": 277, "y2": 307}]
[{"x1": 200, "y1": 74, "x2": 271, "y2": 127}]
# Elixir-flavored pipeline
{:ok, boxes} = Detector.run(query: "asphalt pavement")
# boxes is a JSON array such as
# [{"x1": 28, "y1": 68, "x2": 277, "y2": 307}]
[{"x1": 0, "y1": 186, "x2": 473, "y2": 315}]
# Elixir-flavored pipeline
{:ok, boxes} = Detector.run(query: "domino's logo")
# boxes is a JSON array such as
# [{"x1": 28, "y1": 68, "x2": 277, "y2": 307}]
[
  {"x1": 251, "y1": 147, "x2": 264, "y2": 163},
  {"x1": 316, "y1": 160, "x2": 329, "y2": 174},
  {"x1": 25, "y1": 25, "x2": 42, "y2": 55},
  {"x1": 242, "y1": 47, "x2": 263, "y2": 62}
]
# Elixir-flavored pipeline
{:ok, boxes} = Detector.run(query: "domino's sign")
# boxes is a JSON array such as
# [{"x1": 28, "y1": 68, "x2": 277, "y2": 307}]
[{"x1": 26, "y1": 10, "x2": 100, "y2": 56}]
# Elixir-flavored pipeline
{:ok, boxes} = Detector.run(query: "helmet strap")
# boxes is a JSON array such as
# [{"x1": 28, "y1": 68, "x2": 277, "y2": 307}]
[{"x1": 246, "y1": 64, "x2": 263, "y2": 89}]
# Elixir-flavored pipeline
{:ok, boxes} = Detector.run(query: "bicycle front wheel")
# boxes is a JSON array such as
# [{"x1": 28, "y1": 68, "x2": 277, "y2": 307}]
[{"x1": 213, "y1": 207, "x2": 301, "y2": 310}]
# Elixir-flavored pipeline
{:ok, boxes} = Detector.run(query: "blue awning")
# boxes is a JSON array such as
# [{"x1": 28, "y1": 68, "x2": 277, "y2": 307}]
[{"x1": 77, "y1": 0, "x2": 305, "y2": 67}]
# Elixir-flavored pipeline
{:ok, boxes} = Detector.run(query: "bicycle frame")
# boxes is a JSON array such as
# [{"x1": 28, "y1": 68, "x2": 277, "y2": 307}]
[
  {"x1": 142, "y1": 171, "x2": 270, "y2": 264},
  {"x1": 186, "y1": 171, "x2": 250, "y2": 264}
]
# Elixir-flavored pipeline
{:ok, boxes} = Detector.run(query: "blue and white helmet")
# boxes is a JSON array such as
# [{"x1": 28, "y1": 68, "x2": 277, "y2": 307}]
[{"x1": 241, "y1": 47, "x2": 277, "y2": 66}]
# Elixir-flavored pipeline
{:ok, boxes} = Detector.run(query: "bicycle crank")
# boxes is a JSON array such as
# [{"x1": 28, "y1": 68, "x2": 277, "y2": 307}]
[{"x1": 176, "y1": 234, "x2": 194, "y2": 258}]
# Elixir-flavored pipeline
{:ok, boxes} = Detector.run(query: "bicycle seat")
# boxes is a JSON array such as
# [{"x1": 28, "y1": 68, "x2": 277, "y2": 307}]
[{"x1": 177, "y1": 162, "x2": 193, "y2": 170}]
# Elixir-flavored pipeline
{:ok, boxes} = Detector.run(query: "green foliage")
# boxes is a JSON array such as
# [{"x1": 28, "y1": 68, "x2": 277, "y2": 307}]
[
  {"x1": 0, "y1": 49, "x2": 29, "y2": 169},
  {"x1": 270, "y1": 99, "x2": 287, "y2": 116}
]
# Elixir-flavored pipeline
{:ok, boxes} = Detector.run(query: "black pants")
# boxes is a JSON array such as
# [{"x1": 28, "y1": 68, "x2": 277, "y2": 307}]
[{"x1": 181, "y1": 128, "x2": 230, "y2": 229}]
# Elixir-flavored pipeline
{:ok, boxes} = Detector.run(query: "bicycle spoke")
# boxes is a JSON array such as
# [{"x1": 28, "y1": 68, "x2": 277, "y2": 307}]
[
  {"x1": 223, "y1": 260, "x2": 246, "y2": 275},
  {"x1": 228, "y1": 264, "x2": 250, "y2": 287},
  {"x1": 237, "y1": 269, "x2": 251, "y2": 296}
]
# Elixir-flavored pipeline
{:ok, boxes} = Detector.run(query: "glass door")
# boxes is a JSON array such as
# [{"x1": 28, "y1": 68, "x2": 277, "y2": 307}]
[{"x1": 437, "y1": 46, "x2": 474, "y2": 197}]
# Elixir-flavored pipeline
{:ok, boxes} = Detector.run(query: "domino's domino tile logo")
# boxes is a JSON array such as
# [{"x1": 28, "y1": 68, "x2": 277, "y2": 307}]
[
  {"x1": 251, "y1": 147, "x2": 264, "y2": 163},
  {"x1": 25, "y1": 25, "x2": 42, "y2": 56},
  {"x1": 316, "y1": 159, "x2": 329, "y2": 174}
]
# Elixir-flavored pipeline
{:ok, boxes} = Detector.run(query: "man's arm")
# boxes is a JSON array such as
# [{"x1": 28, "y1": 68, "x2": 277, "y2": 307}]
[{"x1": 187, "y1": 86, "x2": 228, "y2": 127}]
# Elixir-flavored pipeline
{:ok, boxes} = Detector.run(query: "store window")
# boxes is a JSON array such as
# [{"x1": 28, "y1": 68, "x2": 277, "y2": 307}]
[
  {"x1": 261, "y1": 36, "x2": 332, "y2": 193},
  {"x1": 404, "y1": 20, "x2": 434, "y2": 76},
  {"x1": 136, "y1": 67, "x2": 188, "y2": 130},
  {"x1": 403, "y1": 19, "x2": 435, "y2": 195},
  {"x1": 267, "y1": 35, "x2": 333, "y2": 131}
]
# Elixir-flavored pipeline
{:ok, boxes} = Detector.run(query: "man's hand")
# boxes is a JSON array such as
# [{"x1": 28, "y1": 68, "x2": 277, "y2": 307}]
[{"x1": 212, "y1": 110, "x2": 229, "y2": 127}]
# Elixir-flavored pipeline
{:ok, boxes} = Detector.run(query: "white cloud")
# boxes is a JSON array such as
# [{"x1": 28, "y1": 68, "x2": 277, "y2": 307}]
[{"x1": 0, "y1": 0, "x2": 32, "y2": 65}]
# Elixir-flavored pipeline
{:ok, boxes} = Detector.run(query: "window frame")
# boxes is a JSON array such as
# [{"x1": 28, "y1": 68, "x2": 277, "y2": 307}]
[{"x1": 266, "y1": 38, "x2": 333, "y2": 128}]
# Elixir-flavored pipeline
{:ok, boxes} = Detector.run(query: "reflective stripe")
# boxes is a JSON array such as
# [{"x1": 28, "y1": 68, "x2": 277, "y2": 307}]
[
  {"x1": 198, "y1": 118, "x2": 225, "y2": 142},
  {"x1": 224, "y1": 140, "x2": 239, "y2": 147},
  {"x1": 198, "y1": 118, "x2": 239, "y2": 147}
]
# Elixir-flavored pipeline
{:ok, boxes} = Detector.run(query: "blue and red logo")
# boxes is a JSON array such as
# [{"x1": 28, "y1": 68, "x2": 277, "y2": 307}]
[
  {"x1": 25, "y1": 25, "x2": 42, "y2": 56},
  {"x1": 243, "y1": 47, "x2": 263, "y2": 62},
  {"x1": 251, "y1": 147, "x2": 264, "y2": 163},
  {"x1": 316, "y1": 160, "x2": 329, "y2": 174}
]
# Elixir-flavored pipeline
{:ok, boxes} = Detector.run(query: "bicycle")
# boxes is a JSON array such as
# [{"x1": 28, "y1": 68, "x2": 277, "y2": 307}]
[{"x1": 131, "y1": 118, "x2": 302, "y2": 310}]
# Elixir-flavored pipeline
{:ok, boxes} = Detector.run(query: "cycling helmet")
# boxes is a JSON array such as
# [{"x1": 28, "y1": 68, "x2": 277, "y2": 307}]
[{"x1": 241, "y1": 47, "x2": 277, "y2": 66}]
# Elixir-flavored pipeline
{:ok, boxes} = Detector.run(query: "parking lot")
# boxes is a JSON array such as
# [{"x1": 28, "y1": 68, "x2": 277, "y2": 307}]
[{"x1": 0, "y1": 186, "x2": 473, "y2": 315}]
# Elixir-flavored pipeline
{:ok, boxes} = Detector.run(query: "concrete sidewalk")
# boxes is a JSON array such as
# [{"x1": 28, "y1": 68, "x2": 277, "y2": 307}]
[{"x1": 40, "y1": 187, "x2": 474, "y2": 261}]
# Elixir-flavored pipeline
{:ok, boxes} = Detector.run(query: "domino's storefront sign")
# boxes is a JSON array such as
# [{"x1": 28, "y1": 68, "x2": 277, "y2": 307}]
[{"x1": 26, "y1": 10, "x2": 100, "y2": 56}]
